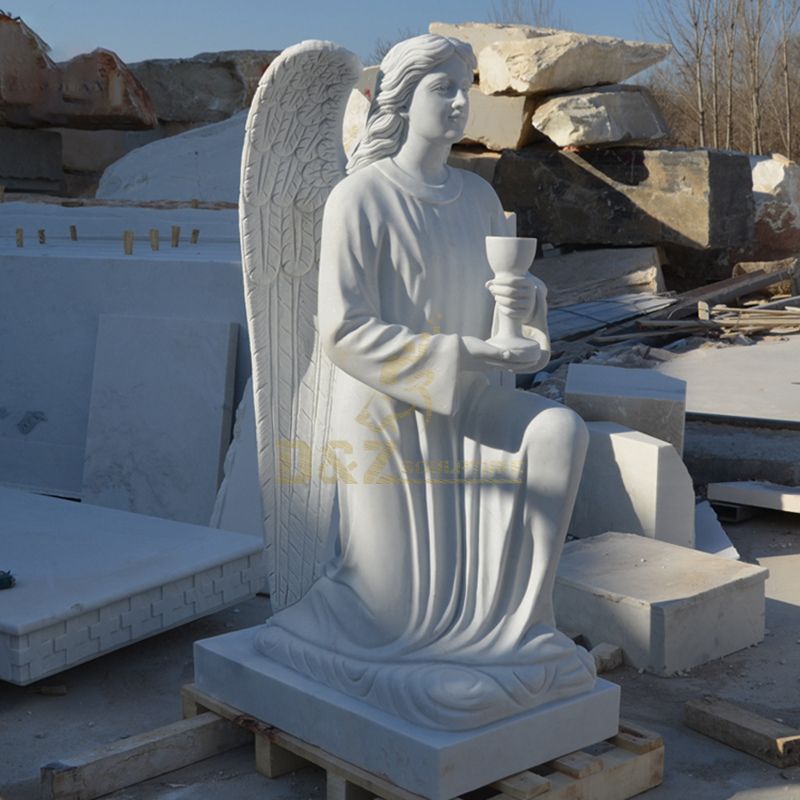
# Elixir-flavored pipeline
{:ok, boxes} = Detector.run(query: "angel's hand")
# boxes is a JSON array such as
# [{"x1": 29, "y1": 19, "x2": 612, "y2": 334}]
[
  {"x1": 460, "y1": 336, "x2": 542, "y2": 373},
  {"x1": 486, "y1": 274, "x2": 538, "y2": 320}
]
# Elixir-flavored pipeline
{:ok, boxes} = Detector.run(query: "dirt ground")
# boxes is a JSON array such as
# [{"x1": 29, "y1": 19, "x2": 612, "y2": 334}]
[{"x1": 1, "y1": 512, "x2": 799, "y2": 800}]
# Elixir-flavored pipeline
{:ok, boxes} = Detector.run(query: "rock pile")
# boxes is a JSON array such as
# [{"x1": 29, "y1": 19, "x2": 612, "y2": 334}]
[
  {"x1": 433, "y1": 22, "x2": 758, "y2": 286},
  {"x1": 0, "y1": 13, "x2": 278, "y2": 195}
]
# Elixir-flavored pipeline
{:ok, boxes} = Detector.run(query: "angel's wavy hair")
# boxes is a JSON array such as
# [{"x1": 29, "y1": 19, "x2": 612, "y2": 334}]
[{"x1": 346, "y1": 34, "x2": 476, "y2": 174}]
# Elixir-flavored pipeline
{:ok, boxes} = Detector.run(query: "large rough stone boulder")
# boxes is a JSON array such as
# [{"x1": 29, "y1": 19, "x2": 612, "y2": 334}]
[
  {"x1": 0, "y1": 15, "x2": 156, "y2": 130},
  {"x1": 531, "y1": 85, "x2": 670, "y2": 147},
  {"x1": 460, "y1": 87, "x2": 539, "y2": 150},
  {"x1": 478, "y1": 32, "x2": 670, "y2": 95},
  {"x1": 493, "y1": 147, "x2": 754, "y2": 249},
  {"x1": 750, "y1": 153, "x2": 800, "y2": 258},
  {"x1": 0, "y1": 13, "x2": 58, "y2": 126},
  {"x1": 130, "y1": 50, "x2": 280, "y2": 123},
  {"x1": 49, "y1": 49, "x2": 157, "y2": 130},
  {"x1": 429, "y1": 21, "x2": 556, "y2": 57}
]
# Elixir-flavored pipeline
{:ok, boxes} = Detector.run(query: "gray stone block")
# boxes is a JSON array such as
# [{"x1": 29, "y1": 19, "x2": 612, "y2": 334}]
[
  {"x1": 554, "y1": 532, "x2": 768, "y2": 675},
  {"x1": 565, "y1": 364, "x2": 686, "y2": 454},
  {"x1": 493, "y1": 147, "x2": 754, "y2": 250}
]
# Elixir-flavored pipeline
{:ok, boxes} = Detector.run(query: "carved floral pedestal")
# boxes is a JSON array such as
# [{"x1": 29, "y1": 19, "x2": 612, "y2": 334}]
[{"x1": 194, "y1": 626, "x2": 621, "y2": 800}]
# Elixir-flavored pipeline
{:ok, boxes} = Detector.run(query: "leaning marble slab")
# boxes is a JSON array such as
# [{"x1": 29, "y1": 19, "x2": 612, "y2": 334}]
[
  {"x1": 0, "y1": 487, "x2": 263, "y2": 685},
  {"x1": 0, "y1": 221, "x2": 248, "y2": 500},
  {"x1": 82, "y1": 314, "x2": 237, "y2": 525},
  {"x1": 194, "y1": 626, "x2": 620, "y2": 800}
]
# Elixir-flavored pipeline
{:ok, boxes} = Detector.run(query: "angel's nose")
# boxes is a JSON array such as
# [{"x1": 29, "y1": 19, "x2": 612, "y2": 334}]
[{"x1": 452, "y1": 88, "x2": 468, "y2": 109}]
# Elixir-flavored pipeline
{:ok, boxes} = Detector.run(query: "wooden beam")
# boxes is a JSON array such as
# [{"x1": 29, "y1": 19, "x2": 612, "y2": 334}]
[
  {"x1": 41, "y1": 712, "x2": 251, "y2": 800},
  {"x1": 685, "y1": 695, "x2": 800, "y2": 768}
]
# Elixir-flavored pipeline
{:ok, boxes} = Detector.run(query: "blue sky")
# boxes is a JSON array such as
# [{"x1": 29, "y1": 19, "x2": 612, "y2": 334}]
[{"x1": 13, "y1": 1, "x2": 651, "y2": 64}]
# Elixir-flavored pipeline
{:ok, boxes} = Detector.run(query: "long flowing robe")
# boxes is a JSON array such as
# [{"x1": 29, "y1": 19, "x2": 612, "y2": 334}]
[{"x1": 255, "y1": 158, "x2": 595, "y2": 730}]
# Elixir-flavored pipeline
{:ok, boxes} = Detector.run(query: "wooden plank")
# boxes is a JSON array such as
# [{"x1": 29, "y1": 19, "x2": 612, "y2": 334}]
[
  {"x1": 491, "y1": 769, "x2": 552, "y2": 799},
  {"x1": 707, "y1": 481, "x2": 800, "y2": 514},
  {"x1": 327, "y1": 772, "x2": 377, "y2": 800},
  {"x1": 40, "y1": 712, "x2": 251, "y2": 800},
  {"x1": 549, "y1": 750, "x2": 604, "y2": 779},
  {"x1": 685, "y1": 696, "x2": 800, "y2": 768},
  {"x1": 538, "y1": 745, "x2": 663, "y2": 800},
  {"x1": 255, "y1": 734, "x2": 311, "y2": 778},
  {"x1": 659, "y1": 269, "x2": 795, "y2": 320},
  {"x1": 612, "y1": 720, "x2": 663, "y2": 755},
  {"x1": 182, "y1": 685, "x2": 424, "y2": 800}
]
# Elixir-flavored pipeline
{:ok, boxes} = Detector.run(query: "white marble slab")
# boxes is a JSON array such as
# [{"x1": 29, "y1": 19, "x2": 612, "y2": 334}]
[
  {"x1": 0, "y1": 487, "x2": 263, "y2": 685},
  {"x1": 194, "y1": 626, "x2": 620, "y2": 800},
  {"x1": 0, "y1": 235, "x2": 248, "y2": 499},
  {"x1": 209, "y1": 378, "x2": 263, "y2": 537},
  {"x1": 656, "y1": 337, "x2": 800, "y2": 425},
  {"x1": 82, "y1": 315, "x2": 237, "y2": 525},
  {"x1": 555, "y1": 532, "x2": 768, "y2": 675}
]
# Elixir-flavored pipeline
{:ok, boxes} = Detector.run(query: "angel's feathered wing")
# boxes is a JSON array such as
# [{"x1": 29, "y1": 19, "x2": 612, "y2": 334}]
[{"x1": 240, "y1": 41, "x2": 361, "y2": 610}]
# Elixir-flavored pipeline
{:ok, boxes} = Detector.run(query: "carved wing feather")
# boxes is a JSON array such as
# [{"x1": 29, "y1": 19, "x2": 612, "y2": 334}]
[{"x1": 240, "y1": 41, "x2": 362, "y2": 609}]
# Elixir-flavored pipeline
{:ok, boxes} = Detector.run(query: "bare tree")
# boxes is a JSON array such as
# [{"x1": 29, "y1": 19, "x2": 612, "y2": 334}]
[
  {"x1": 645, "y1": 0, "x2": 713, "y2": 146},
  {"x1": 776, "y1": 0, "x2": 800, "y2": 156},
  {"x1": 488, "y1": 0, "x2": 568, "y2": 28}
]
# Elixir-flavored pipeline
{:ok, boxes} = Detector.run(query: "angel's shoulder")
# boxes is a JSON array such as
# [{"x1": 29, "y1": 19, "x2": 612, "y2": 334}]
[{"x1": 458, "y1": 167, "x2": 503, "y2": 210}]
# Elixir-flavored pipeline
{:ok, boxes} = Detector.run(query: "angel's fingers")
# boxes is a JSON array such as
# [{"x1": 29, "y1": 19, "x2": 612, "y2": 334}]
[{"x1": 494, "y1": 297, "x2": 531, "y2": 309}]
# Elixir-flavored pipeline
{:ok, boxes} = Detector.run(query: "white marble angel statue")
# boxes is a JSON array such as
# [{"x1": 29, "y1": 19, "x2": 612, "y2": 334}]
[{"x1": 241, "y1": 34, "x2": 596, "y2": 732}]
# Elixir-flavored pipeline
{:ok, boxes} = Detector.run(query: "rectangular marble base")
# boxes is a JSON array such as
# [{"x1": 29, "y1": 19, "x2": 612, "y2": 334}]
[{"x1": 194, "y1": 626, "x2": 621, "y2": 800}]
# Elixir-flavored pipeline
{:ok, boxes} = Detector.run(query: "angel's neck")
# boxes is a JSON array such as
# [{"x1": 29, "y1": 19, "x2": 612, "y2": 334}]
[{"x1": 393, "y1": 135, "x2": 451, "y2": 186}]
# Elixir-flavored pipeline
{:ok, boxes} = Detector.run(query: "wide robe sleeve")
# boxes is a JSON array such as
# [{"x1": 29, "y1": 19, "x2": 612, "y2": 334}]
[{"x1": 318, "y1": 177, "x2": 463, "y2": 417}]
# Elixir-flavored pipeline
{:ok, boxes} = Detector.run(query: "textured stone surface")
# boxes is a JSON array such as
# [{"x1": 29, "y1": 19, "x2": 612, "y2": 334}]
[
  {"x1": 195, "y1": 626, "x2": 620, "y2": 799},
  {"x1": 0, "y1": 487, "x2": 263, "y2": 685},
  {"x1": 0, "y1": 13, "x2": 57, "y2": 126},
  {"x1": 554, "y1": 532, "x2": 768, "y2": 675},
  {"x1": 460, "y1": 86, "x2": 538, "y2": 150},
  {"x1": 683, "y1": 419, "x2": 800, "y2": 487},
  {"x1": 0, "y1": 128, "x2": 62, "y2": 191},
  {"x1": 82, "y1": 315, "x2": 237, "y2": 525},
  {"x1": 565, "y1": 364, "x2": 686, "y2": 454},
  {"x1": 494, "y1": 147, "x2": 755, "y2": 249},
  {"x1": 531, "y1": 246, "x2": 665, "y2": 307},
  {"x1": 731, "y1": 256, "x2": 799, "y2": 296},
  {"x1": 531, "y1": 85, "x2": 670, "y2": 147},
  {"x1": 130, "y1": 50, "x2": 279, "y2": 123},
  {"x1": 428, "y1": 21, "x2": 554, "y2": 58},
  {"x1": 569, "y1": 422, "x2": 695, "y2": 548},
  {"x1": 478, "y1": 33, "x2": 670, "y2": 95},
  {"x1": 49, "y1": 49, "x2": 157, "y2": 130},
  {"x1": 751, "y1": 153, "x2": 800, "y2": 259}
]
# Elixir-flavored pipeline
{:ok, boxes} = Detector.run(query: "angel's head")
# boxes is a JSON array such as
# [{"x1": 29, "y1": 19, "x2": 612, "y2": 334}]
[{"x1": 347, "y1": 34, "x2": 476, "y2": 174}]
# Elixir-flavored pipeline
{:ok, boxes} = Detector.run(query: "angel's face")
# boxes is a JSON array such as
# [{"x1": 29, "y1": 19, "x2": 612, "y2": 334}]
[{"x1": 405, "y1": 53, "x2": 471, "y2": 144}]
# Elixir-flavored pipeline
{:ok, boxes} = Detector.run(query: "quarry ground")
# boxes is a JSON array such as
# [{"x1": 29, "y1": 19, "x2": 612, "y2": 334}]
[{"x1": 1, "y1": 512, "x2": 799, "y2": 800}]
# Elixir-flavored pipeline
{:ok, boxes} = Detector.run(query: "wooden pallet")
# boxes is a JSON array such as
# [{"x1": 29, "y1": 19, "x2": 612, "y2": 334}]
[
  {"x1": 40, "y1": 683, "x2": 664, "y2": 800},
  {"x1": 181, "y1": 683, "x2": 665, "y2": 800}
]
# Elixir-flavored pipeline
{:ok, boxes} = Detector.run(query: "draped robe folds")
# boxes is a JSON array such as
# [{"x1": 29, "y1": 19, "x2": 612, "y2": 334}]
[{"x1": 255, "y1": 158, "x2": 596, "y2": 730}]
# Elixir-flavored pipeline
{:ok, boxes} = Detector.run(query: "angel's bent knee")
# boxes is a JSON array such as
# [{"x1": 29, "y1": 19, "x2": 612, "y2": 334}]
[{"x1": 523, "y1": 405, "x2": 588, "y2": 458}]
